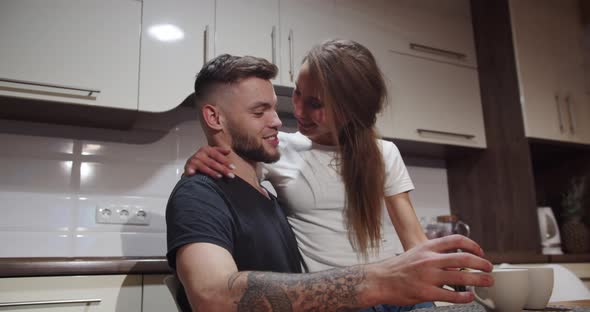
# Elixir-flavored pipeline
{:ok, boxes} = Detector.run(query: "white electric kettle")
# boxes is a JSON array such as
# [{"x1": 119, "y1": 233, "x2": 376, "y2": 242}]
[{"x1": 537, "y1": 207, "x2": 563, "y2": 255}]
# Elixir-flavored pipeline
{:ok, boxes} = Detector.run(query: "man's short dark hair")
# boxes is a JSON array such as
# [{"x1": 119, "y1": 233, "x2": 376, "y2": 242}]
[{"x1": 194, "y1": 54, "x2": 278, "y2": 106}]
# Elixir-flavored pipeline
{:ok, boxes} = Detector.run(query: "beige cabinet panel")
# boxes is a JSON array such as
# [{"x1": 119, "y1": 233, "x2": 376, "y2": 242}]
[
  {"x1": 511, "y1": 0, "x2": 590, "y2": 144},
  {"x1": 215, "y1": 0, "x2": 279, "y2": 69},
  {"x1": 278, "y1": 0, "x2": 338, "y2": 87},
  {"x1": 284, "y1": 0, "x2": 484, "y2": 148},
  {"x1": 139, "y1": 0, "x2": 215, "y2": 113},
  {"x1": 554, "y1": 1, "x2": 590, "y2": 145},
  {"x1": 0, "y1": 0, "x2": 141, "y2": 110},
  {"x1": 379, "y1": 51, "x2": 486, "y2": 148},
  {"x1": 142, "y1": 275, "x2": 179, "y2": 312},
  {"x1": 0, "y1": 275, "x2": 141, "y2": 312},
  {"x1": 383, "y1": 0, "x2": 477, "y2": 68}
]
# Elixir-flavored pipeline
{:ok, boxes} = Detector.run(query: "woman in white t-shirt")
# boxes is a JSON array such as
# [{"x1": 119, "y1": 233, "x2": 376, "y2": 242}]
[{"x1": 185, "y1": 39, "x2": 431, "y2": 311}]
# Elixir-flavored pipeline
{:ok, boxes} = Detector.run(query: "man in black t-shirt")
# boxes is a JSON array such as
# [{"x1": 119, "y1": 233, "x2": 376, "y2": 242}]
[
  {"x1": 167, "y1": 172, "x2": 303, "y2": 310},
  {"x1": 166, "y1": 54, "x2": 494, "y2": 312},
  {"x1": 167, "y1": 174, "x2": 302, "y2": 275}
]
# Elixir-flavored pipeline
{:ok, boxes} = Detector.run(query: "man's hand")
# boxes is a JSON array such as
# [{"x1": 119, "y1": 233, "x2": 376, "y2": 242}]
[
  {"x1": 184, "y1": 146, "x2": 235, "y2": 178},
  {"x1": 365, "y1": 234, "x2": 494, "y2": 306}
]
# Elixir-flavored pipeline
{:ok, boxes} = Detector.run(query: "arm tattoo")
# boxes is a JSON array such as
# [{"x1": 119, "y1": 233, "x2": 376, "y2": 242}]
[{"x1": 234, "y1": 266, "x2": 366, "y2": 312}]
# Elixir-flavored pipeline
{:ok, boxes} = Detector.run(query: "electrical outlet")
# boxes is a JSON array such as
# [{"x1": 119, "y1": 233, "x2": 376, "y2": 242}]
[{"x1": 95, "y1": 205, "x2": 151, "y2": 225}]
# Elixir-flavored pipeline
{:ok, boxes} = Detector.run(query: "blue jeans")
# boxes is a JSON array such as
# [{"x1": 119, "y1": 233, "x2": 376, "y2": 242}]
[{"x1": 359, "y1": 301, "x2": 435, "y2": 312}]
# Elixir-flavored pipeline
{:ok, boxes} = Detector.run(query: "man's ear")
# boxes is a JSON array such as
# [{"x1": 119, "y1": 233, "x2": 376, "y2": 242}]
[{"x1": 201, "y1": 104, "x2": 224, "y2": 131}]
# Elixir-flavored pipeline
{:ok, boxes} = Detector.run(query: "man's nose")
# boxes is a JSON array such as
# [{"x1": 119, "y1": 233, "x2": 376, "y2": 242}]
[{"x1": 270, "y1": 110, "x2": 283, "y2": 128}]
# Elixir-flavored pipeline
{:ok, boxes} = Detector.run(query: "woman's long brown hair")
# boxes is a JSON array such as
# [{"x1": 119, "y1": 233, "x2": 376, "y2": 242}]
[{"x1": 305, "y1": 39, "x2": 387, "y2": 257}]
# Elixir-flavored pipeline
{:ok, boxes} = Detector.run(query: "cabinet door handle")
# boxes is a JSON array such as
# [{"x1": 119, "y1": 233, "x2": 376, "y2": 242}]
[
  {"x1": 565, "y1": 94, "x2": 576, "y2": 134},
  {"x1": 0, "y1": 298, "x2": 101, "y2": 307},
  {"x1": 555, "y1": 94, "x2": 565, "y2": 133},
  {"x1": 288, "y1": 29, "x2": 294, "y2": 82},
  {"x1": 203, "y1": 25, "x2": 210, "y2": 64},
  {"x1": 409, "y1": 43, "x2": 466, "y2": 60},
  {"x1": 271, "y1": 26, "x2": 277, "y2": 65},
  {"x1": 417, "y1": 128, "x2": 475, "y2": 139},
  {"x1": 0, "y1": 78, "x2": 100, "y2": 99}
]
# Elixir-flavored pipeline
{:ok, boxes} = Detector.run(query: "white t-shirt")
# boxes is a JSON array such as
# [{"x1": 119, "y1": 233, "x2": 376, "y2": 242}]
[{"x1": 259, "y1": 132, "x2": 414, "y2": 272}]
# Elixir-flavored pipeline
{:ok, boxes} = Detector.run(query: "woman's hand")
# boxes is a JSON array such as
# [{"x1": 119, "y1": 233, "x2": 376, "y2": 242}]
[{"x1": 184, "y1": 146, "x2": 235, "y2": 178}]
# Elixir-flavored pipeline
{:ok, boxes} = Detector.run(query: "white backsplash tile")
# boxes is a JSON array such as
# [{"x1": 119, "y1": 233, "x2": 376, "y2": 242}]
[
  {"x1": 0, "y1": 192, "x2": 75, "y2": 231},
  {"x1": 0, "y1": 158, "x2": 74, "y2": 193},
  {"x1": 74, "y1": 232, "x2": 166, "y2": 257},
  {"x1": 0, "y1": 113, "x2": 452, "y2": 258},
  {"x1": 81, "y1": 132, "x2": 177, "y2": 162},
  {"x1": 177, "y1": 129, "x2": 209, "y2": 161},
  {"x1": 0, "y1": 232, "x2": 73, "y2": 257},
  {"x1": 0, "y1": 133, "x2": 74, "y2": 157},
  {"x1": 79, "y1": 162, "x2": 177, "y2": 197},
  {"x1": 173, "y1": 119, "x2": 204, "y2": 138},
  {"x1": 406, "y1": 165, "x2": 451, "y2": 221}
]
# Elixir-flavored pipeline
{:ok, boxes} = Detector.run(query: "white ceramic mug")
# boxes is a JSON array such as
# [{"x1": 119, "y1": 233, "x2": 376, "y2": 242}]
[
  {"x1": 523, "y1": 267, "x2": 554, "y2": 309},
  {"x1": 471, "y1": 268, "x2": 530, "y2": 312}
]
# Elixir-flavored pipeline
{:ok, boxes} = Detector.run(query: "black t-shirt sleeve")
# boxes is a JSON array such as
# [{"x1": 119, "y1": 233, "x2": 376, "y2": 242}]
[{"x1": 166, "y1": 176, "x2": 234, "y2": 269}]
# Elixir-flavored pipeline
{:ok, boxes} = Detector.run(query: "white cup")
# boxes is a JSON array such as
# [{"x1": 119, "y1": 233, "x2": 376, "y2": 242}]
[
  {"x1": 523, "y1": 267, "x2": 554, "y2": 309},
  {"x1": 471, "y1": 268, "x2": 529, "y2": 312}
]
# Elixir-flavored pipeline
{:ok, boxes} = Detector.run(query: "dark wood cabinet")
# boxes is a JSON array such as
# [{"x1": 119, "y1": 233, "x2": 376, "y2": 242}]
[{"x1": 446, "y1": 1, "x2": 590, "y2": 261}]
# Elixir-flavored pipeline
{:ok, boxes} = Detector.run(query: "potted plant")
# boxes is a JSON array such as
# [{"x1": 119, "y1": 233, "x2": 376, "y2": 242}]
[{"x1": 560, "y1": 176, "x2": 590, "y2": 253}]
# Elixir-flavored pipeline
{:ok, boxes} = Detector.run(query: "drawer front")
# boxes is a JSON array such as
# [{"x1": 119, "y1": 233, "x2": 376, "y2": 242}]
[{"x1": 0, "y1": 275, "x2": 141, "y2": 312}]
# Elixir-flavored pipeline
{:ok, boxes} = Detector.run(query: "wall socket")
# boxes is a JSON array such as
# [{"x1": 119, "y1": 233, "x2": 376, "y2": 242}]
[{"x1": 95, "y1": 205, "x2": 151, "y2": 226}]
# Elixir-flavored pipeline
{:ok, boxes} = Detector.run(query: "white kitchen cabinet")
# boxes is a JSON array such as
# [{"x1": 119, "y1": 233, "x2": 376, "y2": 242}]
[
  {"x1": 142, "y1": 275, "x2": 179, "y2": 312},
  {"x1": 383, "y1": 0, "x2": 477, "y2": 68},
  {"x1": 511, "y1": 0, "x2": 590, "y2": 145},
  {"x1": 378, "y1": 51, "x2": 486, "y2": 148},
  {"x1": 333, "y1": 0, "x2": 485, "y2": 149},
  {"x1": 139, "y1": 0, "x2": 215, "y2": 112},
  {"x1": 0, "y1": 275, "x2": 142, "y2": 311},
  {"x1": 215, "y1": 0, "x2": 280, "y2": 75},
  {"x1": 278, "y1": 0, "x2": 338, "y2": 87},
  {"x1": 327, "y1": 0, "x2": 400, "y2": 74},
  {"x1": 0, "y1": 0, "x2": 141, "y2": 111}
]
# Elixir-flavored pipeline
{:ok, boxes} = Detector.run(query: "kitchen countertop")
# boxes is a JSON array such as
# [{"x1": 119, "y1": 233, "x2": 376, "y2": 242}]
[
  {"x1": 0, "y1": 257, "x2": 171, "y2": 278},
  {"x1": 1, "y1": 252, "x2": 588, "y2": 278}
]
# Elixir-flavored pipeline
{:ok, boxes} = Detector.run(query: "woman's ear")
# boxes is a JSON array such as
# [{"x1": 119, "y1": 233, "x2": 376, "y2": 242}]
[{"x1": 202, "y1": 103, "x2": 224, "y2": 131}]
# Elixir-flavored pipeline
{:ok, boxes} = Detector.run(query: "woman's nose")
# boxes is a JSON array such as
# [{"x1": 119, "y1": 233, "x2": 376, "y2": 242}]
[{"x1": 292, "y1": 98, "x2": 304, "y2": 119}]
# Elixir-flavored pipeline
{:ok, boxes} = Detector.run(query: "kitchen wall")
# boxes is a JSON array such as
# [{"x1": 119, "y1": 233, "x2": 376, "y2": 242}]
[{"x1": 0, "y1": 108, "x2": 450, "y2": 258}]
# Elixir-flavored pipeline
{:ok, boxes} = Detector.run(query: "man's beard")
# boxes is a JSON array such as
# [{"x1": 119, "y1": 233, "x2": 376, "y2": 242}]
[{"x1": 227, "y1": 125, "x2": 280, "y2": 163}]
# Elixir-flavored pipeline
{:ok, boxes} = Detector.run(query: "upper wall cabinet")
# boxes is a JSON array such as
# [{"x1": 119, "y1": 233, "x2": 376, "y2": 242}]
[
  {"x1": 377, "y1": 51, "x2": 486, "y2": 148},
  {"x1": 385, "y1": 0, "x2": 477, "y2": 68},
  {"x1": 139, "y1": 0, "x2": 214, "y2": 112},
  {"x1": 0, "y1": 0, "x2": 141, "y2": 111},
  {"x1": 215, "y1": 0, "x2": 280, "y2": 80},
  {"x1": 278, "y1": 0, "x2": 339, "y2": 87},
  {"x1": 328, "y1": 0, "x2": 484, "y2": 148},
  {"x1": 511, "y1": 0, "x2": 590, "y2": 145}
]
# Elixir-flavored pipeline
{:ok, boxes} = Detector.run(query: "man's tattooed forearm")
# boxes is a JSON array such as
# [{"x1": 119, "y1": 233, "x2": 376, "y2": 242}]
[
  {"x1": 234, "y1": 266, "x2": 366, "y2": 312},
  {"x1": 237, "y1": 275, "x2": 292, "y2": 312}
]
